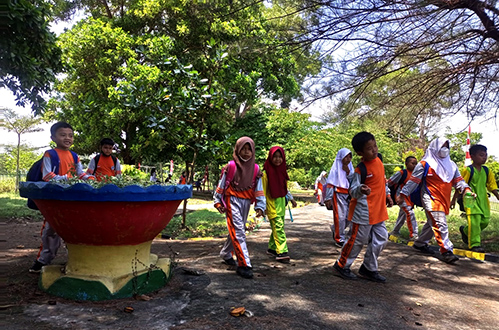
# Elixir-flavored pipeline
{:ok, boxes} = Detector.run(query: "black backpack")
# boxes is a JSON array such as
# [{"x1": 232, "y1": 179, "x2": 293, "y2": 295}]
[
  {"x1": 457, "y1": 165, "x2": 489, "y2": 212},
  {"x1": 25, "y1": 149, "x2": 78, "y2": 210},
  {"x1": 91, "y1": 154, "x2": 118, "y2": 175}
]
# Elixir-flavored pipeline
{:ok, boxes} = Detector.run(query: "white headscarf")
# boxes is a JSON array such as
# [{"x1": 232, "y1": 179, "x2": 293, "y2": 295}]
[
  {"x1": 422, "y1": 137, "x2": 457, "y2": 183},
  {"x1": 327, "y1": 148, "x2": 354, "y2": 189}
]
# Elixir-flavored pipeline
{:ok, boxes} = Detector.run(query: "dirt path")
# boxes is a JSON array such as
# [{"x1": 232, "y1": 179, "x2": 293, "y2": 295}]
[{"x1": 3, "y1": 204, "x2": 499, "y2": 329}]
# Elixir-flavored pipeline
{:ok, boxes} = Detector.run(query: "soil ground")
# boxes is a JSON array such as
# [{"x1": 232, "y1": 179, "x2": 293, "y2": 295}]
[{"x1": 3, "y1": 202, "x2": 499, "y2": 330}]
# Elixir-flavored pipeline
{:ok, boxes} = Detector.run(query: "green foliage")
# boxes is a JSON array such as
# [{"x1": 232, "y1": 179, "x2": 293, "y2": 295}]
[
  {"x1": 0, "y1": 192, "x2": 44, "y2": 220},
  {"x1": 445, "y1": 128, "x2": 483, "y2": 165},
  {"x1": 0, "y1": 0, "x2": 63, "y2": 113},
  {"x1": 0, "y1": 145, "x2": 42, "y2": 174},
  {"x1": 162, "y1": 209, "x2": 228, "y2": 239},
  {"x1": 0, "y1": 177, "x2": 16, "y2": 193}
]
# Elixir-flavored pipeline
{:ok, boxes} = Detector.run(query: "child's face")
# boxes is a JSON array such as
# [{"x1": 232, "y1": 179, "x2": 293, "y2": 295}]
[
  {"x1": 239, "y1": 143, "x2": 253, "y2": 161},
  {"x1": 272, "y1": 150, "x2": 283, "y2": 166},
  {"x1": 51, "y1": 128, "x2": 74, "y2": 150},
  {"x1": 406, "y1": 158, "x2": 418, "y2": 171},
  {"x1": 357, "y1": 139, "x2": 378, "y2": 161},
  {"x1": 101, "y1": 144, "x2": 113, "y2": 156},
  {"x1": 471, "y1": 150, "x2": 487, "y2": 166},
  {"x1": 342, "y1": 153, "x2": 352, "y2": 167}
]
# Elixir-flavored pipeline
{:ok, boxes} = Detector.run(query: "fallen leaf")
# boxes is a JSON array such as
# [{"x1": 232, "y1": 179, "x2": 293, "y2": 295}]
[
  {"x1": 230, "y1": 307, "x2": 246, "y2": 317},
  {"x1": 134, "y1": 294, "x2": 151, "y2": 301},
  {"x1": 415, "y1": 302, "x2": 422, "y2": 307},
  {"x1": 124, "y1": 306, "x2": 134, "y2": 313}
]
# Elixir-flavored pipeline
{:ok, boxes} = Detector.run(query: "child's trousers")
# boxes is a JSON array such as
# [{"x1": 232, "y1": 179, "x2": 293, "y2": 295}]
[
  {"x1": 331, "y1": 192, "x2": 350, "y2": 244},
  {"x1": 392, "y1": 202, "x2": 418, "y2": 238},
  {"x1": 268, "y1": 196, "x2": 288, "y2": 254},
  {"x1": 220, "y1": 196, "x2": 252, "y2": 268},
  {"x1": 463, "y1": 214, "x2": 489, "y2": 248},
  {"x1": 414, "y1": 211, "x2": 453, "y2": 254},
  {"x1": 337, "y1": 222, "x2": 388, "y2": 272},
  {"x1": 37, "y1": 220, "x2": 61, "y2": 265}
]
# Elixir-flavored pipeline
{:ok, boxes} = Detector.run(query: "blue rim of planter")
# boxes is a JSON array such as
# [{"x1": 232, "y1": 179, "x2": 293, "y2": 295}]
[{"x1": 19, "y1": 181, "x2": 192, "y2": 202}]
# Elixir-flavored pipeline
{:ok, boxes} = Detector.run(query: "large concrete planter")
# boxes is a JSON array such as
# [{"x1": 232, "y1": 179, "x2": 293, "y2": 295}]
[{"x1": 20, "y1": 182, "x2": 192, "y2": 301}]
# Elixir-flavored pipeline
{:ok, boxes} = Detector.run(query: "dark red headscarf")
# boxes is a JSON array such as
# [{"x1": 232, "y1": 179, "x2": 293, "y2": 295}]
[
  {"x1": 230, "y1": 136, "x2": 256, "y2": 191},
  {"x1": 263, "y1": 146, "x2": 289, "y2": 199}
]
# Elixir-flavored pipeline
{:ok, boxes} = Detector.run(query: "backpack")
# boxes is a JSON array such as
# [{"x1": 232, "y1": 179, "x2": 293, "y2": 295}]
[
  {"x1": 457, "y1": 165, "x2": 489, "y2": 212},
  {"x1": 220, "y1": 160, "x2": 259, "y2": 206},
  {"x1": 25, "y1": 149, "x2": 78, "y2": 210},
  {"x1": 91, "y1": 154, "x2": 118, "y2": 175},
  {"x1": 409, "y1": 162, "x2": 431, "y2": 208},
  {"x1": 388, "y1": 169, "x2": 408, "y2": 202}
]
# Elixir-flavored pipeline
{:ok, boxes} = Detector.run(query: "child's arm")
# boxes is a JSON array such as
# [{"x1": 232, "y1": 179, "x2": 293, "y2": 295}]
[
  {"x1": 213, "y1": 171, "x2": 227, "y2": 213},
  {"x1": 450, "y1": 189, "x2": 459, "y2": 209},
  {"x1": 254, "y1": 177, "x2": 266, "y2": 217},
  {"x1": 349, "y1": 168, "x2": 370, "y2": 199},
  {"x1": 75, "y1": 158, "x2": 95, "y2": 180},
  {"x1": 85, "y1": 157, "x2": 96, "y2": 176},
  {"x1": 286, "y1": 191, "x2": 298, "y2": 208},
  {"x1": 486, "y1": 169, "x2": 499, "y2": 200},
  {"x1": 386, "y1": 170, "x2": 402, "y2": 188},
  {"x1": 452, "y1": 166, "x2": 471, "y2": 194},
  {"x1": 42, "y1": 152, "x2": 67, "y2": 181}
]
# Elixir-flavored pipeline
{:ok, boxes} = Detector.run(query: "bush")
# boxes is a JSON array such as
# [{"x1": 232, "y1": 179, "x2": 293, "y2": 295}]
[
  {"x1": 0, "y1": 177, "x2": 16, "y2": 193},
  {"x1": 288, "y1": 168, "x2": 313, "y2": 189}
]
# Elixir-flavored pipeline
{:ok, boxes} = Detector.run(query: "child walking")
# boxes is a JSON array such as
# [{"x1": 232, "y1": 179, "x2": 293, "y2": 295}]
[
  {"x1": 387, "y1": 156, "x2": 419, "y2": 239},
  {"x1": 324, "y1": 148, "x2": 353, "y2": 247},
  {"x1": 333, "y1": 132, "x2": 393, "y2": 282},
  {"x1": 214, "y1": 137, "x2": 266, "y2": 279},
  {"x1": 86, "y1": 138, "x2": 122, "y2": 181},
  {"x1": 452, "y1": 144, "x2": 499, "y2": 252},
  {"x1": 262, "y1": 146, "x2": 297, "y2": 263},
  {"x1": 314, "y1": 171, "x2": 328, "y2": 205},
  {"x1": 29, "y1": 122, "x2": 94, "y2": 273},
  {"x1": 398, "y1": 138, "x2": 471, "y2": 264}
]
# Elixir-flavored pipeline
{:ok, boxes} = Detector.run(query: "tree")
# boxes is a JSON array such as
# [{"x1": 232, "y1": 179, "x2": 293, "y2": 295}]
[
  {"x1": 0, "y1": 108, "x2": 44, "y2": 191},
  {"x1": 288, "y1": 1, "x2": 499, "y2": 121},
  {"x1": 0, "y1": 0, "x2": 63, "y2": 114}
]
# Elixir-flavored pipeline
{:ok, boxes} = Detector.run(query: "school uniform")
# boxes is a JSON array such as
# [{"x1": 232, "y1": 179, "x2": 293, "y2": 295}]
[
  {"x1": 401, "y1": 153, "x2": 469, "y2": 255},
  {"x1": 315, "y1": 172, "x2": 328, "y2": 205},
  {"x1": 37, "y1": 148, "x2": 92, "y2": 266},
  {"x1": 214, "y1": 168, "x2": 265, "y2": 268},
  {"x1": 336, "y1": 157, "x2": 389, "y2": 272},
  {"x1": 460, "y1": 166, "x2": 497, "y2": 248},
  {"x1": 86, "y1": 154, "x2": 122, "y2": 181},
  {"x1": 325, "y1": 148, "x2": 354, "y2": 245},
  {"x1": 387, "y1": 169, "x2": 418, "y2": 238}
]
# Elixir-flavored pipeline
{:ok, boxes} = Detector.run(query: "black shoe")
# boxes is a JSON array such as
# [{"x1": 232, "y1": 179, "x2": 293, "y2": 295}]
[
  {"x1": 333, "y1": 261, "x2": 357, "y2": 280},
  {"x1": 470, "y1": 246, "x2": 485, "y2": 253},
  {"x1": 441, "y1": 251, "x2": 459, "y2": 264},
  {"x1": 459, "y1": 226, "x2": 468, "y2": 244},
  {"x1": 29, "y1": 260, "x2": 45, "y2": 273},
  {"x1": 222, "y1": 258, "x2": 237, "y2": 266},
  {"x1": 236, "y1": 266, "x2": 253, "y2": 279},
  {"x1": 276, "y1": 252, "x2": 290, "y2": 263},
  {"x1": 413, "y1": 244, "x2": 434, "y2": 255},
  {"x1": 334, "y1": 241, "x2": 344, "y2": 248},
  {"x1": 266, "y1": 249, "x2": 277, "y2": 257},
  {"x1": 358, "y1": 264, "x2": 386, "y2": 283}
]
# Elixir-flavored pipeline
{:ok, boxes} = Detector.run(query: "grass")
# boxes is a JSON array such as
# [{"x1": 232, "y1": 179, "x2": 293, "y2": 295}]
[
  {"x1": 385, "y1": 205, "x2": 499, "y2": 253},
  {"x1": 0, "y1": 192, "x2": 44, "y2": 221}
]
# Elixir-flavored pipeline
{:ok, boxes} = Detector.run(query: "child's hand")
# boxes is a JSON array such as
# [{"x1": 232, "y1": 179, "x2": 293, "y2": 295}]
[
  {"x1": 216, "y1": 205, "x2": 226, "y2": 214},
  {"x1": 396, "y1": 195, "x2": 405, "y2": 206},
  {"x1": 360, "y1": 184, "x2": 371, "y2": 195},
  {"x1": 450, "y1": 200, "x2": 456, "y2": 209},
  {"x1": 342, "y1": 164, "x2": 350, "y2": 175},
  {"x1": 291, "y1": 199, "x2": 297, "y2": 208},
  {"x1": 386, "y1": 195, "x2": 394, "y2": 207},
  {"x1": 255, "y1": 209, "x2": 264, "y2": 217}
]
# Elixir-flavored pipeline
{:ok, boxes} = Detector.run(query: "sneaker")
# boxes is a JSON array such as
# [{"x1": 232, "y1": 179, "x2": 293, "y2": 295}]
[
  {"x1": 409, "y1": 235, "x2": 419, "y2": 241},
  {"x1": 441, "y1": 251, "x2": 459, "y2": 264},
  {"x1": 459, "y1": 226, "x2": 468, "y2": 244},
  {"x1": 222, "y1": 258, "x2": 237, "y2": 266},
  {"x1": 266, "y1": 249, "x2": 277, "y2": 257},
  {"x1": 276, "y1": 252, "x2": 291, "y2": 263},
  {"x1": 334, "y1": 241, "x2": 344, "y2": 248},
  {"x1": 236, "y1": 266, "x2": 253, "y2": 279},
  {"x1": 29, "y1": 260, "x2": 45, "y2": 273},
  {"x1": 413, "y1": 244, "x2": 434, "y2": 255},
  {"x1": 358, "y1": 264, "x2": 386, "y2": 283},
  {"x1": 470, "y1": 246, "x2": 485, "y2": 253},
  {"x1": 333, "y1": 261, "x2": 357, "y2": 280}
]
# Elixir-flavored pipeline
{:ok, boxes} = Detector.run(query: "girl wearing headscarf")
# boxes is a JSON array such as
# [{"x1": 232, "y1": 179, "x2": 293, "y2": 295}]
[
  {"x1": 324, "y1": 148, "x2": 354, "y2": 247},
  {"x1": 262, "y1": 146, "x2": 297, "y2": 263},
  {"x1": 399, "y1": 138, "x2": 472, "y2": 264},
  {"x1": 214, "y1": 137, "x2": 266, "y2": 279}
]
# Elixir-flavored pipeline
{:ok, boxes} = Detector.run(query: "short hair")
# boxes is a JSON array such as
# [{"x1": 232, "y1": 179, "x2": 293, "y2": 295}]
[
  {"x1": 100, "y1": 138, "x2": 115, "y2": 146},
  {"x1": 469, "y1": 144, "x2": 487, "y2": 155},
  {"x1": 405, "y1": 156, "x2": 417, "y2": 164},
  {"x1": 50, "y1": 122, "x2": 73, "y2": 136},
  {"x1": 351, "y1": 131, "x2": 375, "y2": 153}
]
